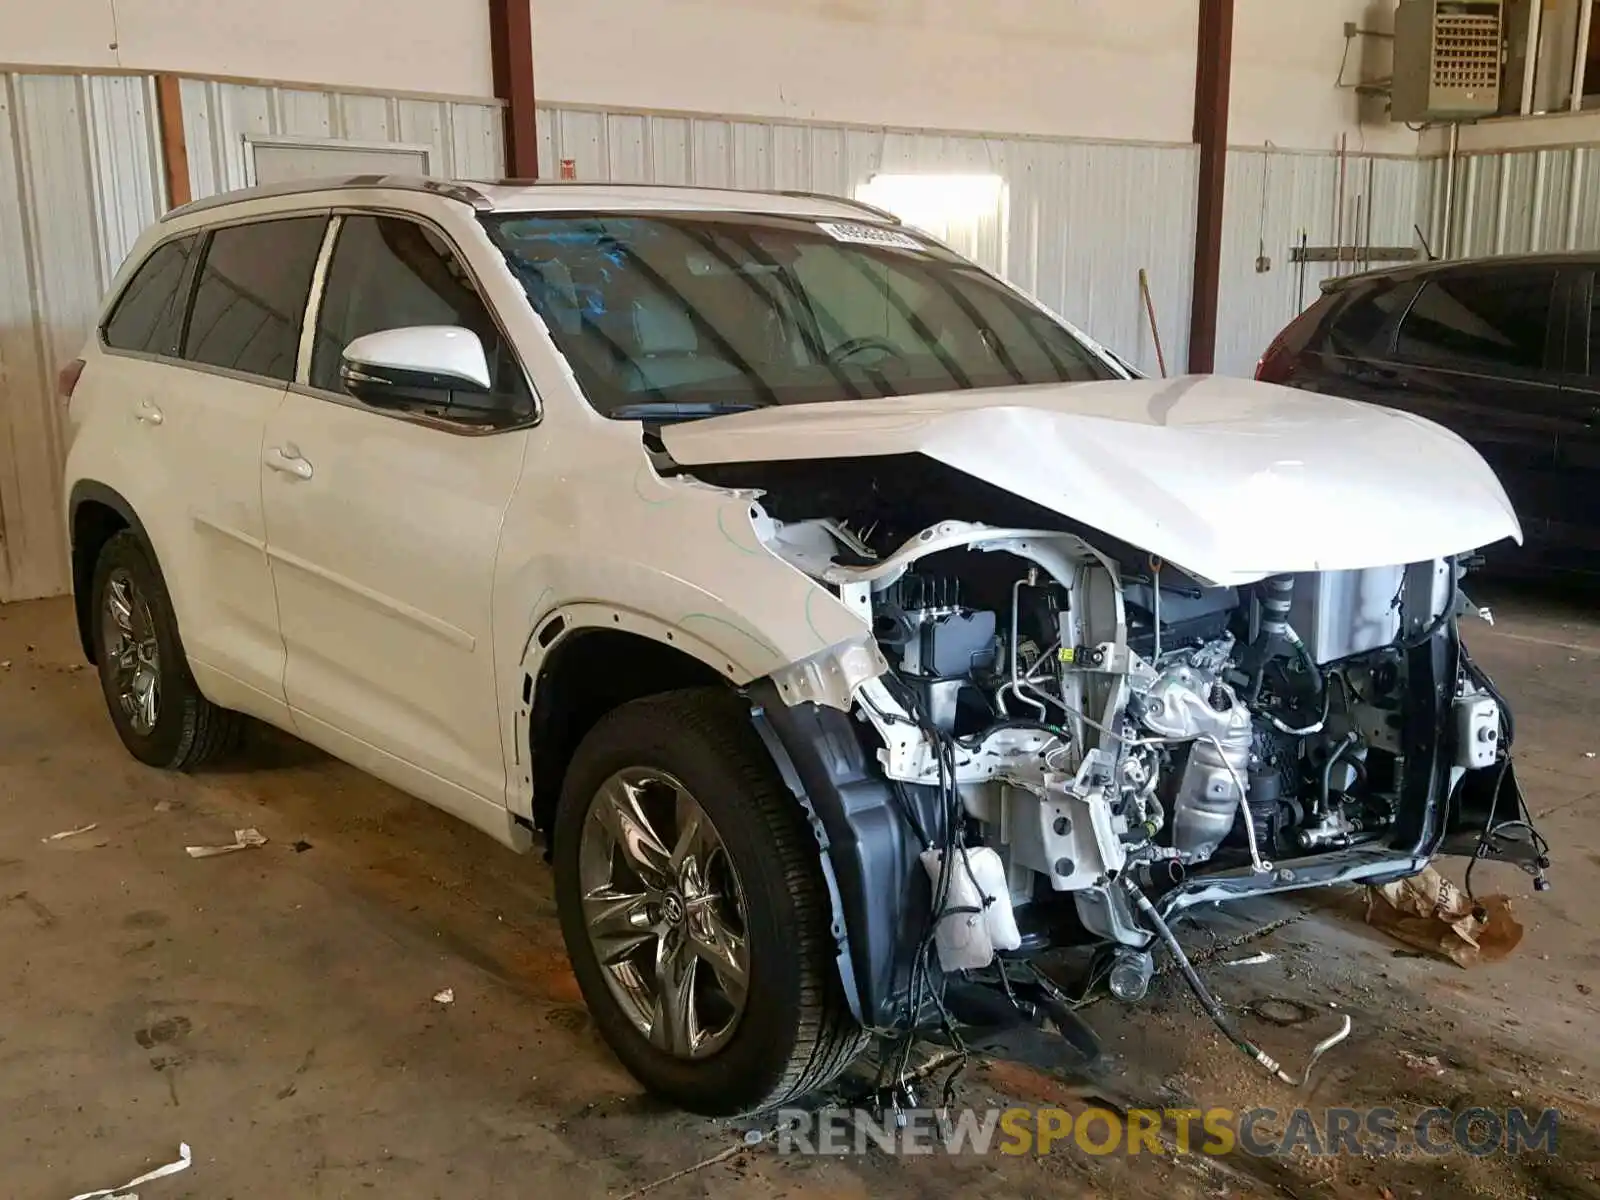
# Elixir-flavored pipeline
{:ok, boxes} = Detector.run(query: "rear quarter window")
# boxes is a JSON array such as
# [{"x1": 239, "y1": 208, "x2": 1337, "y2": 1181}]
[
  {"x1": 1320, "y1": 278, "x2": 1417, "y2": 358},
  {"x1": 102, "y1": 235, "x2": 199, "y2": 356}
]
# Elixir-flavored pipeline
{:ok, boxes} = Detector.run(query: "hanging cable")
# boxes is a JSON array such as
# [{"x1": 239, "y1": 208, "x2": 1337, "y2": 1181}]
[{"x1": 1126, "y1": 879, "x2": 1351, "y2": 1087}]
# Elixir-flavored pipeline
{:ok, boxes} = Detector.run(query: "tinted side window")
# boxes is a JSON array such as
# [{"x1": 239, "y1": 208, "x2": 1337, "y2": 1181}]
[
  {"x1": 1396, "y1": 270, "x2": 1555, "y2": 374},
  {"x1": 183, "y1": 216, "x2": 327, "y2": 381},
  {"x1": 1323, "y1": 279, "x2": 1417, "y2": 357},
  {"x1": 310, "y1": 215, "x2": 531, "y2": 419},
  {"x1": 103, "y1": 235, "x2": 199, "y2": 355}
]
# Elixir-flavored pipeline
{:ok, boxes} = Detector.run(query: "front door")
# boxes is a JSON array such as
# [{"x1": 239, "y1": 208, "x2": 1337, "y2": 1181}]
[{"x1": 260, "y1": 213, "x2": 536, "y2": 819}]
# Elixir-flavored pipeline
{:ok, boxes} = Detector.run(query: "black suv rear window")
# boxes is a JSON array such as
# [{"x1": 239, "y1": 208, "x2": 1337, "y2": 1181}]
[
  {"x1": 1396, "y1": 269, "x2": 1555, "y2": 373},
  {"x1": 1323, "y1": 279, "x2": 1416, "y2": 357}
]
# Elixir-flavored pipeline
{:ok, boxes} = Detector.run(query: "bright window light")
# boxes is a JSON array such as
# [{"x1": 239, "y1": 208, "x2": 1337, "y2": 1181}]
[{"x1": 855, "y1": 173, "x2": 1005, "y2": 233}]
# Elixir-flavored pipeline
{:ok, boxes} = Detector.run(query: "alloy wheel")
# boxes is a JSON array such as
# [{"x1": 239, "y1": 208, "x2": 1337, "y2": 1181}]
[
  {"x1": 102, "y1": 569, "x2": 160, "y2": 736},
  {"x1": 578, "y1": 767, "x2": 751, "y2": 1059}
]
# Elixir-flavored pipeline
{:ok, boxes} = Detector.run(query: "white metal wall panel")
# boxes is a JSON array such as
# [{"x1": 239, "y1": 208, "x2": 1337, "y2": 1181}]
[
  {"x1": 0, "y1": 72, "x2": 164, "y2": 601},
  {"x1": 180, "y1": 80, "x2": 504, "y2": 199},
  {"x1": 537, "y1": 104, "x2": 1197, "y2": 378},
  {"x1": 1217, "y1": 149, "x2": 1423, "y2": 377},
  {"x1": 1418, "y1": 143, "x2": 1600, "y2": 261}
]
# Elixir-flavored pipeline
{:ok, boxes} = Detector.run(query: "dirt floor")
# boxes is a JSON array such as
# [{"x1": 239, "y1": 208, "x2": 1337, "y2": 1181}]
[{"x1": 2, "y1": 585, "x2": 1598, "y2": 1199}]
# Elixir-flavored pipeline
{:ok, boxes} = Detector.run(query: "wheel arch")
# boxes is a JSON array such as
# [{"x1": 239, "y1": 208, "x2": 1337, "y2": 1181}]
[
  {"x1": 67, "y1": 481, "x2": 153, "y2": 664},
  {"x1": 516, "y1": 613, "x2": 735, "y2": 841}
]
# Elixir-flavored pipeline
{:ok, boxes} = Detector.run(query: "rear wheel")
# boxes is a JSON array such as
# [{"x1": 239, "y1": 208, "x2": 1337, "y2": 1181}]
[
  {"x1": 91, "y1": 531, "x2": 242, "y2": 770},
  {"x1": 552, "y1": 688, "x2": 867, "y2": 1115}
]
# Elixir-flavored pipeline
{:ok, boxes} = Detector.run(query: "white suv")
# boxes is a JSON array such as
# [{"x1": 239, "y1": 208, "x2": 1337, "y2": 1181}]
[{"x1": 64, "y1": 177, "x2": 1538, "y2": 1114}]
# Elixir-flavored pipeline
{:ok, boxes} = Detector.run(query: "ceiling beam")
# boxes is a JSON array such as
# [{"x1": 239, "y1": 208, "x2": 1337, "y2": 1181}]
[
  {"x1": 1188, "y1": 0, "x2": 1234, "y2": 374},
  {"x1": 489, "y1": 0, "x2": 539, "y2": 179}
]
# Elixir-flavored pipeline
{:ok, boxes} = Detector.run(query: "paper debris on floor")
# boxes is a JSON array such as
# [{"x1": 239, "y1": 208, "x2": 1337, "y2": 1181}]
[
  {"x1": 1365, "y1": 866, "x2": 1523, "y2": 968},
  {"x1": 1225, "y1": 951, "x2": 1275, "y2": 967},
  {"x1": 69, "y1": 1141, "x2": 191, "y2": 1200},
  {"x1": 42, "y1": 823, "x2": 99, "y2": 843},
  {"x1": 185, "y1": 828, "x2": 267, "y2": 859},
  {"x1": 433, "y1": 988, "x2": 455, "y2": 1005}
]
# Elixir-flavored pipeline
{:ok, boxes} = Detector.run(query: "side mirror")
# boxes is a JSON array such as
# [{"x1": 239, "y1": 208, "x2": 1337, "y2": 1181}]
[{"x1": 340, "y1": 326, "x2": 491, "y2": 411}]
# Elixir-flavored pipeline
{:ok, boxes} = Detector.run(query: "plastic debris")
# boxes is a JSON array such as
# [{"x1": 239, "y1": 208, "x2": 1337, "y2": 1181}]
[
  {"x1": 185, "y1": 828, "x2": 267, "y2": 859},
  {"x1": 69, "y1": 1141, "x2": 191, "y2": 1200},
  {"x1": 1398, "y1": 1049, "x2": 1443, "y2": 1074},
  {"x1": 1365, "y1": 866, "x2": 1523, "y2": 968},
  {"x1": 433, "y1": 988, "x2": 454, "y2": 1005},
  {"x1": 1586, "y1": 752, "x2": 1597, "y2": 760},
  {"x1": 42, "y1": 823, "x2": 99, "y2": 843},
  {"x1": 1225, "y1": 951, "x2": 1275, "y2": 967}
]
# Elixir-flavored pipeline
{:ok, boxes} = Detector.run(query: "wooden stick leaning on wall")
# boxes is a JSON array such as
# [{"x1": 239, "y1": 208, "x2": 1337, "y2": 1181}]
[{"x1": 1139, "y1": 268, "x2": 1169, "y2": 379}]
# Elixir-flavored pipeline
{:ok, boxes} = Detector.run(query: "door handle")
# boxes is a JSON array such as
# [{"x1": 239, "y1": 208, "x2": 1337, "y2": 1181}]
[
  {"x1": 265, "y1": 446, "x2": 313, "y2": 480},
  {"x1": 134, "y1": 400, "x2": 164, "y2": 425}
]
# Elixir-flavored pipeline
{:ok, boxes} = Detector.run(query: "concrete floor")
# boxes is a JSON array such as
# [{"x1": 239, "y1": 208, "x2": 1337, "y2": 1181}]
[{"x1": 2, "y1": 589, "x2": 1598, "y2": 1199}]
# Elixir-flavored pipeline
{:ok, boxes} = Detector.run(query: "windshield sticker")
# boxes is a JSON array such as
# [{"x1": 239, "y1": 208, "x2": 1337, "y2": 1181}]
[{"x1": 817, "y1": 221, "x2": 927, "y2": 252}]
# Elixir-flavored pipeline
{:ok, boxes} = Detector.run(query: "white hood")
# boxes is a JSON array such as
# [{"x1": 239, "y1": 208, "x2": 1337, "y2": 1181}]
[{"x1": 660, "y1": 375, "x2": 1522, "y2": 587}]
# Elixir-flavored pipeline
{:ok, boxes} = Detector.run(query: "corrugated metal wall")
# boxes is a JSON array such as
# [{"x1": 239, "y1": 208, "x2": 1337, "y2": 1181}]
[
  {"x1": 1218, "y1": 149, "x2": 1424, "y2": 376},
  {"x1": 180, "y1": 80, "x2": 504, "y2": 199},
  {"x1": 0, "y1": 72, "x2": 166, "y2": 601},
  {"x1": 1418, "y1": 147, "x2": 1600, "y2": 260},
  {"x1": 0, "y1": 73, "x2": 506, "y2": 601},
  {"x1": 537, "y1": 104, "x2": 1200, "y2": 376}
]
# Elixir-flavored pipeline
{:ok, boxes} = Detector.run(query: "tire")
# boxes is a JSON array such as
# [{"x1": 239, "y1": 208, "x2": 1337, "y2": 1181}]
[
  {"x1": 553, "y1": 687, "x2": 868, "y2": 1115},
  {"x1": 90, "y1": 530, "x2": 242, "y2": 771}
]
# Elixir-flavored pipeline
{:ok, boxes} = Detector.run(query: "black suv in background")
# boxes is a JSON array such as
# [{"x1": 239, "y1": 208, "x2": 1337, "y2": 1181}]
[{"x1": 1258, "y1": 255, "x2": 1599, "y2": 577}]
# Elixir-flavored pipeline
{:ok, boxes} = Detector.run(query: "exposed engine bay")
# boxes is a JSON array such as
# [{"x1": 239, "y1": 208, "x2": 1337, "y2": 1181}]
[{"x1": 748, "y1": 502, "x2": 1538, "y2": 1046}]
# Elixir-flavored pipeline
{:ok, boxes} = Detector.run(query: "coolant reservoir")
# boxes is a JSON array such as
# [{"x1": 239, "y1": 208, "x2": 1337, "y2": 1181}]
[{"x1": 919, "y1": 847, "x2": 1021, "y2": 971}]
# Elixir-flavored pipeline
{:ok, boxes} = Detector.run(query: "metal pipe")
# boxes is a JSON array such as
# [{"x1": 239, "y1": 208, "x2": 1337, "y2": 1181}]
[
  {"x1": 1334, "y1": 134, "x2": 1348, "y2": 275},
  {"x1": 1574, "y1": 0, "x2": 1595, "y2": 111},
  {"x1": 1495, "y1": 155, "x2": 1513, "y2": 253},
  {"x1": 1319, "y1": 732, "x2": 1360, "y2": 818},
  {"x1": 1363, "y1": 157, "x2": 1376, "y2": 269},
  {"x1": 1531, "y1": 149, "x2": 1549, "y2": 250},
  {"x1": 1461, "y1": 156, "x2": 1480, "y2": 257},
  {"x1": 1522, "y1": 0, "x2": 1545, "y2": 116},
  {"x1": 1442, "y1": 123, "x2": 1459, "y2": 258},
  {"x1": 1569, "y1": 146, "x2": 1587, "y2": 249}
]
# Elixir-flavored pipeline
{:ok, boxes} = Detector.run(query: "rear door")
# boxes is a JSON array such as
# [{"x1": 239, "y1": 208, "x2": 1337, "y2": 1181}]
[
  {"x1": 92, "y1": 214, "x2": 327, "y2": 720},
  {"x1": 1383, "y1": 264, "x2": 1566, "y2": 557}
]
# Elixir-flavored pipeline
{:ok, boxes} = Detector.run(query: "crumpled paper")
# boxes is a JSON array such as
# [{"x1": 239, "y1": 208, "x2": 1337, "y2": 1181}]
[
  {"x1": 1365, "y1": 866, "x2": 1523, "y2": 968},
  {"x1": 185, "y1": 828, "x2": 267, "y2": 858}
]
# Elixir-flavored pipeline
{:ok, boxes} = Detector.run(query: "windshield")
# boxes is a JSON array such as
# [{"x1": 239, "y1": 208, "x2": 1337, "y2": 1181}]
[{"x1": 481, "y1": 211, "x2": 1118, "y2": 418}]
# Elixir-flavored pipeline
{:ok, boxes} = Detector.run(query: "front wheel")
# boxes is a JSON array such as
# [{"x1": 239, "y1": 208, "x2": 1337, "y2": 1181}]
[{"x1": 552, "y1": 688, "x2": 867, "y2": 1115}]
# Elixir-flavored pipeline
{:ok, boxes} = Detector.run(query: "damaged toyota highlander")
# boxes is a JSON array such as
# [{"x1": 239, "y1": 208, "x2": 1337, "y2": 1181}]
[{"x1": 63, "y1": 179, "x2": 1549, "y2": 1117}]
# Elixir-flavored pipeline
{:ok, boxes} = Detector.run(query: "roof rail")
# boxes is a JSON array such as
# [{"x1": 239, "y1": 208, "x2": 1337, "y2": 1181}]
[
  {"x1": 481, "y1": 178, "x2": 901, "y2": 224},
  {"x1": 160, "y1": 175, "x2": 492, "y2": 222},
  {"x1": 772, "y1": 189, "x2": 901, "y2": 224}
]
